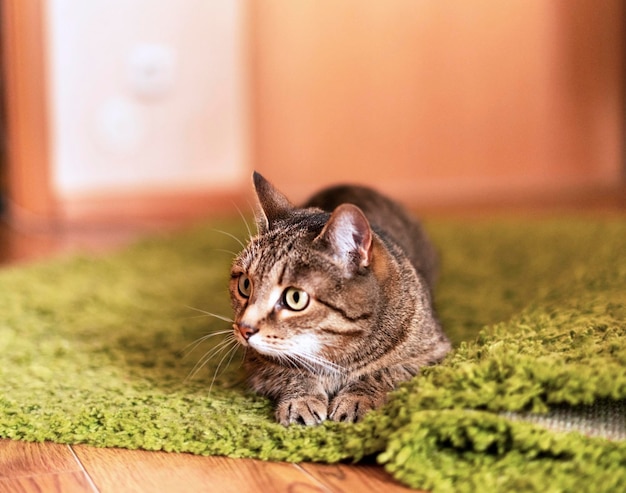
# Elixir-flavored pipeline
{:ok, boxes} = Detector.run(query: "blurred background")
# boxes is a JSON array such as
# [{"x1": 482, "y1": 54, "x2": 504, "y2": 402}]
[{"x1": 1, "y1": 0, "x2": 624, "y2": 232}]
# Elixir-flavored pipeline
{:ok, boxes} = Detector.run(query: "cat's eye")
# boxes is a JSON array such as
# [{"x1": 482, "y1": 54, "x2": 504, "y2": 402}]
[
  {"x1": 283, "y1": 287, "x2": 309, "y2": 311},
  {"x1": 237, "y1": 274, "x2": 252, "y2": 298}
]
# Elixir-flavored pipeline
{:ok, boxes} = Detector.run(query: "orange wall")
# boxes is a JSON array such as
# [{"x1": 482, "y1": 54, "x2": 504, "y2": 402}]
[
  {"x1": 3, "y1": 1, "x2": 624, "y2": 226},
  {"x1": 250, "y1": 0, "x2": 624, "y2": 205}
]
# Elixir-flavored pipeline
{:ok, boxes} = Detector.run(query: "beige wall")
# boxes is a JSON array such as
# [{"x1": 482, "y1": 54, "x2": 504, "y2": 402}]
[
  {"x1": 250, "y1": 0, "x2": 624, "y2": 206},
  {"x1": 46, "y1": 0, "x2": 248, "y2": 197}
]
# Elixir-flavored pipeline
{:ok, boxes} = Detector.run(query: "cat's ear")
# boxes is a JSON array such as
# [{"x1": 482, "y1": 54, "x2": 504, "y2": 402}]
[
  {"x1": 316, "y1": 204, "x2": 373, "y2": 270},
  {"x1": 253, "y1": 171, "x2": 294, "y2": 231}
]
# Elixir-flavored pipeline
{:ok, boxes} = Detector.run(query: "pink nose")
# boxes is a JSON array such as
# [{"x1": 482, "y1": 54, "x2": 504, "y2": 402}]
[{"x1": 235, "y1": 323, "x2": 259, "y2": 341}]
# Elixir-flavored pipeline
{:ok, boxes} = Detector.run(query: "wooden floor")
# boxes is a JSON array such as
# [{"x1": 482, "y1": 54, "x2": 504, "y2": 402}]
[
  {"x1": 1, "y1": 188, "x2": 625, "y2": 493},
  {"x1": 0, "y1": 439, "x2": 417, "y2": 493}
]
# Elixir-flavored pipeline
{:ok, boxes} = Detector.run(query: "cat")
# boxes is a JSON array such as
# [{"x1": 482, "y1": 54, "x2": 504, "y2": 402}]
[{"x1": 229, "y1": 172, "x2": 451, "y2": 425}]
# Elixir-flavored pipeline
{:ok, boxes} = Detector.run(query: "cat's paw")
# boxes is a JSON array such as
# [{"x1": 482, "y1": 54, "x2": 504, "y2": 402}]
[
  {"x1": 328, "y1": 392, "x2": 382, "y2": 423},
  {"x1": 275, "y1": 396, "x2": 328, "y2": 426}
]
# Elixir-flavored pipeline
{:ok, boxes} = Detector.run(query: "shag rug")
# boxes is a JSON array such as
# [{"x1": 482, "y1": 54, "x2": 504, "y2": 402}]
[{"x1": 1, "y1": 216, "x2": 625, "y2": 493}]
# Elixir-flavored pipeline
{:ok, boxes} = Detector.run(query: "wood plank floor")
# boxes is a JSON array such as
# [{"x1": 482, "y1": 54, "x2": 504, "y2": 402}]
[
  {"x1": 1, "y1": 188, "x2": 624, "y2": 492},
  {"x1": 0, "y1": 439, "x2": 416, "y2": 493}
]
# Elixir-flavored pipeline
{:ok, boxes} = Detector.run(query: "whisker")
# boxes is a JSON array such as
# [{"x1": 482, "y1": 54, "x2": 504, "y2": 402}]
[
  {"x1": 292, "y1": 350, "x2": 344, "y2": 375},
  {"x1": 186, "y1": 336, "x2": 236, "y2": 382},
  {"x1": 214, "y1": 248, "x2": 239, "y2": 257},
  {"x1": 208, "y1": 342, "x2": 241, "y2": 394},
  {"x1": 233, "y1": 202, "x2": 253, "y2": 240},
  {"x1": 276, "y1": 353, "x2": 296, "y2": 369},
  {"x1": 186, "y1": 343, "x2": 228, "y2": 381},
  {"x1": 246, "y1": 199, "x2": 260, "y2": 235},
  {"x1": 256, "y1": 342, "x2": 343, "y2": 376},
  {"x1": 185, "y1": 306, "x2": 234, "y2": 323},
  {"x1": 283, "y1": 354, "x2": 313, "y2": 377},
  {"x1": 181, "y1": 329, "x2": 233, "y2": 357},
  {"x1": 224, "y1": 340, "x2": 241, "y2": 370},
  {"x1": 212, "y1": 228, "x2": 246, "y2": 249},
  {"x1": 183, "y1": 314, "x2": 229, "y2": 321},
  {"x1": 275, "y1": 351, "x2": 317, "y2": 376}
]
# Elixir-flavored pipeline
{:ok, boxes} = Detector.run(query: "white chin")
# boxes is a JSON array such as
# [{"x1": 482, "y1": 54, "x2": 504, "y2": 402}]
[{"x1": 248, "y1": 338, "x2": 276, "y2": 356}]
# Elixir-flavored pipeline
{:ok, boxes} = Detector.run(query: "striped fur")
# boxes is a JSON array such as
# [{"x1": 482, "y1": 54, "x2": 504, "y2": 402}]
[{"x1": 230, "y1": 173, "x2": 450, "y2": 425}]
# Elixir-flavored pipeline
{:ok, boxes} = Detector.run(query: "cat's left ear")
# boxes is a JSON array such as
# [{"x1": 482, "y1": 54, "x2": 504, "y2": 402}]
[
  {"x1": 316, "y1": 204, "x2": 373, "y2": 270},
  {"x1": 253, "y1": 171, "x2": 294, "y2": 231}
]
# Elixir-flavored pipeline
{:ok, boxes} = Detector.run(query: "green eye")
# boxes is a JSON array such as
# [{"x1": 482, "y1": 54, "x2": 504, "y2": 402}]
[
  {"x1": 237, "y1": 274, "x2": 252, "y2": 298},
  {"x1": 283, "y1": 287, "x2": 310, "y2": 311}
]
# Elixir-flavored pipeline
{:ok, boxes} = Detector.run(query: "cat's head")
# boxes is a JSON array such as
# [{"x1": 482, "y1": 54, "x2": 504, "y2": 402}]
[{"x1": 229, "y1": 173, "x2": 386, "y2": 372}]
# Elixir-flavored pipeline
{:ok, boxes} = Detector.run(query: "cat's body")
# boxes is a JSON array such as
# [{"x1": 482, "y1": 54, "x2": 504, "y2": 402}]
[{"x1": 229, "y1": 173, "x2": 450, "y2": 425}]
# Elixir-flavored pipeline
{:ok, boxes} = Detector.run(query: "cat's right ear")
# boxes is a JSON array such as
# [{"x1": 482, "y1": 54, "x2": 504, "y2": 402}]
[{"x1": 253, "y1": 171, "x2": 294, "y2": 231}]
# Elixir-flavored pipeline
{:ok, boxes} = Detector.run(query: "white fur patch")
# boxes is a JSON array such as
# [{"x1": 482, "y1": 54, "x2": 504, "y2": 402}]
[
  {"x1": 240, "y1": 286, "x2": 283, "y2": 327},
  {"x1": 268, "y1": 286, "x2": 284, "y2": 309},
  {"x1": 248, "y1": 329, "x2": 320, "y2": 358},
  {"x1": 249, "y1": 327, "x2": 341, "y2": 375},
  {"x1": 289, "y1": 332, "x2": 321, "y2": 356}
]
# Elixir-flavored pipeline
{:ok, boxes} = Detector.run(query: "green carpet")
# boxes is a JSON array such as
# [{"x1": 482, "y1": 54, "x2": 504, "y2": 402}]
[{"x1": 1, "y1": 216, "x2": 625, "y2": 492}]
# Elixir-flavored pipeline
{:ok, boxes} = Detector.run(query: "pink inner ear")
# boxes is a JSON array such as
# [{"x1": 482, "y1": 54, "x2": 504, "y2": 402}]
[
  {"x1": 348, "y1": 207, "x2": 372, "y2": 267},
  {"x1": 322, "y1": 204, "x2": 373, "y2": 268},
  {"x1": 356, "y1": 221, "x2": 373, "y2": 267}
]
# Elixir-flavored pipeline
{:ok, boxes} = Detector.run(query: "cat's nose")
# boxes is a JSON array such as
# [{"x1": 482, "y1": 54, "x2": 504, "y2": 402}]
[{"x1": 235, "y1": 322, "x2": 259, "y2": 341}]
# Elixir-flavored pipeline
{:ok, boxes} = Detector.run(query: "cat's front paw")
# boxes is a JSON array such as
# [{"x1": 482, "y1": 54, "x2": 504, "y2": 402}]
[
  {"x1": 276, "y1": 396, "x2": 328, "y2": 426},
  {"x1": 328, "y1": 392, "x2": 383, "y2": 423}
]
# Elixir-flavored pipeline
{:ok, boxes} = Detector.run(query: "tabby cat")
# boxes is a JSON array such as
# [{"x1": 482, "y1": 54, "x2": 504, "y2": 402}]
[{"x1": 229, "y1": 172, "x2": 450, "y2": 425}]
